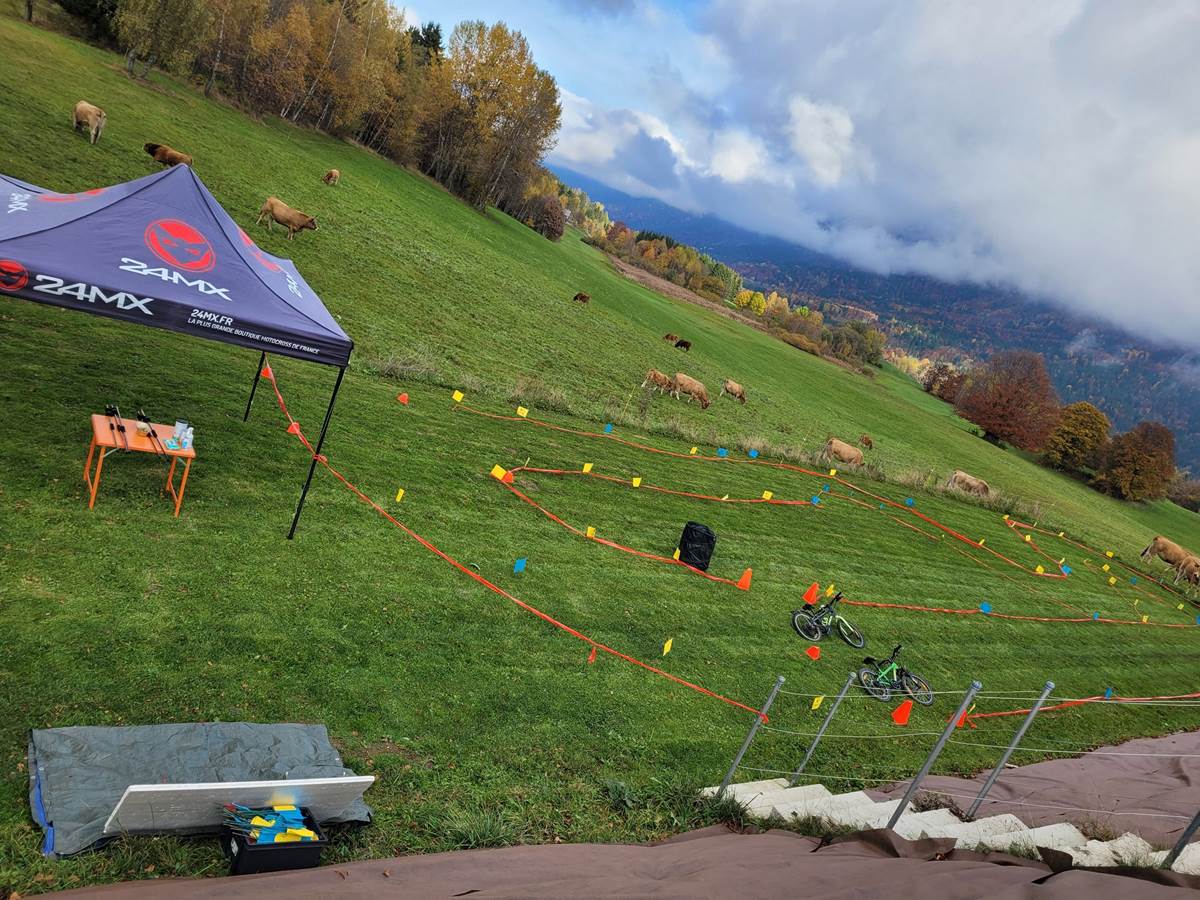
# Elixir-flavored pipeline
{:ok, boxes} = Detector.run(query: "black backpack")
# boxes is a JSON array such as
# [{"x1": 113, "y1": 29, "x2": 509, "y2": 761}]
[{"x1": 678, "y1": 521, "x2": 716, "y2": 571}]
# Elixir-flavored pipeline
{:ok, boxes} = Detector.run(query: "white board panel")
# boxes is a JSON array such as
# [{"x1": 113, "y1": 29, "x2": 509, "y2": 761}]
[{"x1": 102, "y1": 775, "x2": 375, "y2": 834}]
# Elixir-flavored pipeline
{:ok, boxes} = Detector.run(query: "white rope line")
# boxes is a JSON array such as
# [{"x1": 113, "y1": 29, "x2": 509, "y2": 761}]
[
  {"x1": 947, "y1": 738, "x2": 1200, "y2": 758},
  {"x1": 737, "y1": 766, "x2": 914, "y2": 786},
  {"x1": 761, "y1": 725, "x2": 943, "y2": 740}
]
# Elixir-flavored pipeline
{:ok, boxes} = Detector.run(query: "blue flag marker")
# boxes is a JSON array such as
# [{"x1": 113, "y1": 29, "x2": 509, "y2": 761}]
[
  {"x1": 812, "y1": 496, "x2": 821, "y2": 505},
  {"x1": 1062, "y1": 564, "x2": 1072, "y2": 575},
  {"x1": 603, "y1": 423, "x2": 613, "y2": 434},
  {"x1": 513, "y1": 558, "x2": 527, "y2": 574},
  {"x1": 879, "y1": 503, "x2": 886, "y2": 509},
  {"x1": 1092, "y1": 612, "x2": 1100, "y2": 620},
  {"x1": 1104, "y1": 687, "x2": 1114, "y2": 700},
  {"x1": 980, "y1": 602, "x2": 992, "y2": 614},
  {"x1": 748, "y1": 449, "x2": 759, "y2": 459},
  {"x1": 905, "y1": 497, "x2": 915, "y2": 507},
  {"x1": 1130, "y1": 576, "x2": 1138, "y2": 585},
  {"x1": 717, "y1": 447, "x2": 728, "y2": 458}
]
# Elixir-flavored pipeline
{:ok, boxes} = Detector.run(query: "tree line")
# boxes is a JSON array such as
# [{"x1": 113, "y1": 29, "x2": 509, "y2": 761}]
[
  {"x1": 43, "y1": 0, "x2": 561, "y2": 218},
  {"x1": 921, "y1": 352, "x2": 1182, "y2": 503}
]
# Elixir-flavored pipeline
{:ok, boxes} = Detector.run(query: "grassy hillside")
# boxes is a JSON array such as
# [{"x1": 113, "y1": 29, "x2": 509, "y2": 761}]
[{"x1": 1, "y1": 15, "x2": 1197, "y2": 892}]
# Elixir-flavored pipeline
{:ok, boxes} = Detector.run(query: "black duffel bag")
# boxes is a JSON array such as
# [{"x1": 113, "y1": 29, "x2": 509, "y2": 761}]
[{"x1": 678, "y1": 521, "x2": 716, "y2": 571}]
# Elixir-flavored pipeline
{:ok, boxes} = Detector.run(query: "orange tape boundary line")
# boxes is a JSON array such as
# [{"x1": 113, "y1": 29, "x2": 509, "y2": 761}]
[
  {"x1": 260, "y1": 363, "x2": 766, "y2": 721},
  {"x1": 454, "y1": 404, "x2": 1066, "y2": 580},
  {"x1": 969, "y1": 690, "x2": 1200, "y2": 723}
]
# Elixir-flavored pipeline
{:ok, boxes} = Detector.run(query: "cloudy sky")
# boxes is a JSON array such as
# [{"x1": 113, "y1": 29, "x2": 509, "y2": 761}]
[{"x1": 410, "y1": 0, "x2": 1200, "y2": 348}]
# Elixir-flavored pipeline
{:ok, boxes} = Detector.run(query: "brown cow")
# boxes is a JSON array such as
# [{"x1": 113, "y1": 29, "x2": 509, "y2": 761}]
[
  {"x1": 675, "y1": 339, "x2": 692, "y2": 352},
  {"x1": 72, "y1": 101, "x2": 106, "y2": 145},
  {"x1": 323, "y1": 168, "x2": 341, "y2": 185},
  {"x1": 822, "y1": 438, "x2": 863, "y2": 467},
  {"x1": 256, "y1": 196, "x2": 318, "y2": 240},
  {"x1": 859, "y1": 434, "x2": 874, "y2": 450},
  {"x1": 642, "y1": 368, "x2": 672, "y2": 394},
  {"x1": 946, "y1": 469, "x2": 990, "y2": 497},
  {"x1": 573, "y1": 292, "x2": 590, "y2": 304},
  {"x1": 720, "y1": 379, "x2": 747, "y2": 404},
  {"x1": 671, "y1": 372, "x2": 710, "y2": 409},
  {"x1": 662, "y1": 333, "x2": 679, "y2": 343},
  {"x1": 144, "y1": 142, "x2": 193, "y2": 167},
  {"x1": 1141, "y1": 536, "x2": 1200, "y2": 585}
]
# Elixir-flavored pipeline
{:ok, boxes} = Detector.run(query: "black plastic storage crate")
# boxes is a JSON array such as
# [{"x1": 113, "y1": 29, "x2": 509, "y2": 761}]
[{"x1": 219, "y1": 807, "x2": 329, "y2": 875}]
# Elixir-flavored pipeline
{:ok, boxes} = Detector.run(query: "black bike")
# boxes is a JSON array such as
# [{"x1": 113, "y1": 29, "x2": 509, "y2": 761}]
[
  {"x1": 858, "y1": 644, "x2": 934, "y2": 705},
  {"x1": 791, "y1": 591, "x2": 865, "y2": 648}
]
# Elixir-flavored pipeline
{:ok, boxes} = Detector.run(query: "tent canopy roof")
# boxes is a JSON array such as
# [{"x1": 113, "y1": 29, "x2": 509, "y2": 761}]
[{"x1": 0, "y1": 166, "x2": 351, "y2": 366}]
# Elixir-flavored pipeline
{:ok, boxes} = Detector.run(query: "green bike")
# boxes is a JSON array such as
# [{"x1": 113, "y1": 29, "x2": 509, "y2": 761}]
[
  {"x1": 791, "y1": 592, "x2": 865, "y2": 649},
  {"x1": 858, "y1": 644, "x2": 934, "y2": 705}
]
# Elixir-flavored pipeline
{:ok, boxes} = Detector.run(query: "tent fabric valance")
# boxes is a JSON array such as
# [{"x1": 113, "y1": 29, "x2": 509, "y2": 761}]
[{"x1": 0, "y1": 166, "x2": 351, "y2": 366}]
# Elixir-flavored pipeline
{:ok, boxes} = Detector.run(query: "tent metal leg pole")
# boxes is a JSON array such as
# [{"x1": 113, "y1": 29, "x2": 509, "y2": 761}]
[
  {"x1": 243, "y1": 352, "x2": 266, "y2": 422},
  {"x1": 287, "y1": 365, "x2": 346, "y2": 540}
]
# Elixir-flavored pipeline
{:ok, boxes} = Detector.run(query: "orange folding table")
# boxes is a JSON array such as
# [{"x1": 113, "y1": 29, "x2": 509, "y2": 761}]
[{"x1": 83, "y1": 414, "x2": 196, "y2": 516}]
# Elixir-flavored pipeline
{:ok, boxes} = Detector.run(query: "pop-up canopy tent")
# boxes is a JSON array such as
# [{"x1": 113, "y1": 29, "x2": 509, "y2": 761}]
[{"x1": 0, "y1": 165, "x2": 352, "y2": 536}]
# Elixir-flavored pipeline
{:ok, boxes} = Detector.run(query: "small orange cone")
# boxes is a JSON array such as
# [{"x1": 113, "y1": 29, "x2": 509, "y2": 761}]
[
  {"x1": 396, "y1": 392, "x2": 409, "y2": 405},
  {"x1": 286, "y1": 421, "x2": 300, "y2": 435},
  {"x1": 803, "y1": 582, "x2": 820, "y2": 605},
  {"x1": 805, "y1": 645, "x2": 821, "y2": 660},
  {"x1": 737, "y1": 568, "x2": 753, "y2": 591},
  {"x1": 260, "y1": 364, "x2": 273, "y2": 379},
  {"x1": 892, "y1": 699, "x2": 913, "y2": 726},
  {"x1": 587, "y1": 645, "x2": 597, "y2": 664}
]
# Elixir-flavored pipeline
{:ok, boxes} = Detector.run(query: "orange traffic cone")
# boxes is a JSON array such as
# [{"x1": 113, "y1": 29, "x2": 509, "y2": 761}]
[
  {"x1": 397, "y1": 392, "x2": 409, "y2": 405},
  {"x1": 803, "y1": 582, "x2": 820, "y2": 605},
  {"x1": 892, "y1": 699, "x2": 913, "y2": 726},
  {"x1": 737, "y1": 568, "x2": 753, "y2": 590}
]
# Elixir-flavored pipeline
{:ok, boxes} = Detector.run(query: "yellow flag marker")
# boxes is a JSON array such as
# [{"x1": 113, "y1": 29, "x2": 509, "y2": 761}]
[
  {"x1": 1024, "y1": 534, "x2": 1032, "y2": 542},
  {"x1": 825, "y1": 584, "x2": 836, "y2": 598},
  {"x1": 672, "y1": 548, "x2": 680, "y2": 560},
  {"x1": 978, "y1": 538, "x2": 985, "y2": 546},
  {"x1": 632, "y1": 476, "x2": 642, "y2": 488},
  {"x1": 762, "y1": 490, "x2": 774, "y2": 500},
  {"x1": 586, "y1": 525, "x2": 596, "y2": 539},
  {"x1": 273, "y1": 805, "x2": 297, "y2": 812},
  {"x1": 1035, "y1": 565, "x2": 1045, "y2": 574},
  {"x1": 1141, "y1": 614, "x2": 1149, "y2": 624},
  {"x1": 452, "y1": 389, "x2": 464, "y2": 402},
  {"x1": 1102, "y1": 563, "x2": 1110, "y2": 572},
  {"x1": 1003, "y1": 514, "x2": 1010, "y2": 520},
  {"x1": 582, "y1": 462, "x2": 593, "y2": 473},
  {"x1": 1108, "y1": 576, "x2": 1117, "y2": 586},
  {"x1": 689, "y1": 446, "x2": 698, "y2": 455},
  {"x1": 490, "y1": 464, "x2": 509, "y2": 481},
  {"x1": 1179, "y1": 603, "x2": 1186, "y2": 611},
  {"x1": 662, "y1": 638, "x2": 673, "y2": 656},
  {"x1": 1105, "y1": 550, "x2": 1114, "y2": 558},
  {"x1": 516, "y1": 406, "x2": 529, "y2": 418},
  {"x1": 394, "y1": 487, "x2": 405, "y2": 502},
  {"x1": 1058, "y1": 531, "x2": 1065, "y2": 538},
  {"x1": 1134, "y1": 598, "x2": 1139, "y2": 607},
  {"x1": 250, "y1": 816, "x2": 275, "y2": 828},
  {"x1": 721, "y1": 494, "x2": 729, "y2": 501},
  {"x1": 811, "y1": 695, "x2": 825, "y2": 711},
  {"x1": 829, "y1": 468, "x2": 837, "y2": 477},
  {"x1": 1058, "y1": 557, "x2": 1066, "y2": 565}
]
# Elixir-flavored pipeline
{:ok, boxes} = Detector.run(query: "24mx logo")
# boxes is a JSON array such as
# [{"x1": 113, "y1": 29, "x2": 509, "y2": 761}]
[
  {"x1": 6, "y1": 192, "x2": 31, "y2": 214},
  {"x1": 32, "y1": 275, "x2": 154, "y2": 314},
  {"x1": 119, "y1": 258, "x2": 231, "y2": 302}
]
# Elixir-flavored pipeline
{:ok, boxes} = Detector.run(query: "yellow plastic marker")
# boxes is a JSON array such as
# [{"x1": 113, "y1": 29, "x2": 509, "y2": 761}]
[
  {"x1": 1108, "y1": 576, "x2": 1117, "y2": 586},
  {"x1": 582, "y1": 462, "x2": 593, "y2": 474},
  {"x1": 452, "y1": 390, "x2": 464, "y2": 402},
  {"x1": 632, "y1": 476, "x2": 642, "y2": 488},
  {"x1": 1105, "y1": 550, "x2": 1114, "y2": 558},
  {"x1": 586, "y1": 525, "x2": 596, "y2": 539},
  {"x1": 1058, "y1": 531, "x2": 1065, "y2": 538},
  {"x1": 1035, "y1": 565, "x2": 1044, "y2": 574},
  {"x1": 1003, "y1": 514, "x2": 1010, "y2": 520},
  {"x1": 689, "y1": 446, "x2": 698, "y2": 455},
  {"x1": 490, "y1": 464, "x2": 508, "y2": 481},
  {"x1": 978, "y1": 538, "x2": 985, "y2": 546},
  {"x1": 829, "y1": 468, "x2": 837, "y2": 477},
  {"x1": 516, "y1": 406, "x2": 529, "y2": 418},
  {"x1": 663, "y1": 638, "x2": 673, "y2": 655},
  {"x1": 1102, "y1": 563, "x2": 1110, "y2": 572},
  {"x1": 273, "y1": 805, "x2": 297, "y2": 812},
  {"x1": 1142, "y1": 614, "x2": 1149, "y2": 624},
  {"x1": 394, "y1": 487, "x2": 405, "y2": 502},
  {"x1": 762, "y1": 490, "x2": 774, "y2": 500},
  {"x1": 825, "y1": 584, "x2": 836, "y2": 598},
  {"x1": 811, "y1": 695, "x2": 824, "y2": 711},
  {"x1": 1024, "y1": 534, "x2": 1032, "y2": 542},
  {"x1": 672, "y1": 548, "x2": 680, "y2": 560}
]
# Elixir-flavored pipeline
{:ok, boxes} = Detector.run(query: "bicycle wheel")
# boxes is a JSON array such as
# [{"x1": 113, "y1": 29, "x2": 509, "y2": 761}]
[
  {"x1": 902, "y1": 671, "x2": 935, "y2": 706},
  {"x1": 791, "y1": 610, "x2": 822, "y2": 641},
  {"x1": 835, "y1": 616, "x2": 865, "y2": 648},
  {"x1": 858, "y1": 666, "x2": 891, "y2": 701}
]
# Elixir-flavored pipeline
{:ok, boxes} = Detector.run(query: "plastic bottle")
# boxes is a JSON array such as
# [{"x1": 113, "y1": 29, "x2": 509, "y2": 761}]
[{"x1": 183, "y1": 427, "x2": 194, "y2": 450}]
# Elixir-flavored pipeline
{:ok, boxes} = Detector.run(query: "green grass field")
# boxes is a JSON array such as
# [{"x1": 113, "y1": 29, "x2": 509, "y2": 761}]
[{"x1": 1, "y1": 14, "x2": 1198, "y2": 892}]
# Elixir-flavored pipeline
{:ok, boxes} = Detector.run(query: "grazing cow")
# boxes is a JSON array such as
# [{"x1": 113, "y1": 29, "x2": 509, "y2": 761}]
[
  {"x1": 256, "y1": 196, "x2": 318, "y2": 240},
  {"x1": 675, "y1": 339, "x2": 692, "y2": 352},
  {"x1": 859, "y1": 434, "x2": 874, "y2": 450},
  {"x1": 72, "y1": 101, "x2": 106, "y2": 145},
  {"x1": 662, "y1": 333, "x2": 679, "y2": 343},
  {"x1": 323, "y1": 168, "x2": 341, "y2": 185},
  {"x1": 573, "y1": 291, "x2": 590, "y2": 304},
  {"x1": 671, "y1": 372, "x2": 710, "y2": 409},
  {"x1": 1141, "y1": 536, "x2": 1200, "y2": 585},
  {"x1": 720, "y1": 379, "x2": 747, "y2": 404},
  {"x1": 144, "y1": 142, "x2": 193, "y2": 167},
  {"x1": 642, "y1": 368, "x2": 673, "y2": 394},
  {"x1": 946, "y1": 469, "x2": 990, "y2": 497},
  {"x1": 822, "y1": 438, "x2": 864, "y2": 467}
]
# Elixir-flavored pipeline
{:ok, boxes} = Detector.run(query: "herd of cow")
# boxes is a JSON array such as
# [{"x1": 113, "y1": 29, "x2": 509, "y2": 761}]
[
  {"x1": 1142, "y1": 535, "x2": 1200, "y2": 588},
  {"x1": 72, "y1": 99, "x2": 328, "y2": 239}
]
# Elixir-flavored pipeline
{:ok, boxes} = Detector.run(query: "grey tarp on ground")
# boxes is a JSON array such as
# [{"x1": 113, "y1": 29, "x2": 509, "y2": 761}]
[
  {"x1": 54, "y1": 827, "x2": 1200, "y2": 898},
  {"x1": 28, "y1": 723, "x2": 372, "y2": 858}
]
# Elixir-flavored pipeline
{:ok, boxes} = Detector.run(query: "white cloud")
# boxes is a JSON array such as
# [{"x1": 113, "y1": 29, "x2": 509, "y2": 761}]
[
  {"x1": 708, "y1": 130, "x2": 773, "y2": 183},
  {"x1": 786, "y1": 97, "x2": 865, "y2": 187}
]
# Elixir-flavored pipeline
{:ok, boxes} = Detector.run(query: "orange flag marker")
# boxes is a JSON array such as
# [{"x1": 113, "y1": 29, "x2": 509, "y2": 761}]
[
  {"x1": 286, "y1": 421, "x2": 300, "y2": 435},
  {"x1": 396, "y1": 392, "x2": 409, "y2": 405},
  {"x1": 805, "y1": 646, "x2": 820, "y2": 660}
]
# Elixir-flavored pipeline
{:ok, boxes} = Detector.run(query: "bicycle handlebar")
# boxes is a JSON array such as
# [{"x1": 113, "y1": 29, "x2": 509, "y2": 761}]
[{"x1": 892, "y1": 644, "x2": 902, "y2": 657}]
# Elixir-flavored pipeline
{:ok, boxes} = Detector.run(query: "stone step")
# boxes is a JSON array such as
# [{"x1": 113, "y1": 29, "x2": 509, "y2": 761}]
[
  {"x1": 699, "y1": 778, "x2": 790, "y2": 802},
  {"x1": 890, "y1": 808, "x2": 964, "y2": 841},
  {"x1": 744, "y1": 783, "x2": 831, "y2": 816},
  {"x1": 977, "y1": 822, "x2": 1088, "y2": 854},
  {"x1": 917, "y1": 813, "x2": 1030, "y2": 848},
  {"x1": 768, "y1": 789, "x2": 875, "y2": 821},
  {"x1": 1148, "y1": 843, "x2": 1200, "y2": 875}
]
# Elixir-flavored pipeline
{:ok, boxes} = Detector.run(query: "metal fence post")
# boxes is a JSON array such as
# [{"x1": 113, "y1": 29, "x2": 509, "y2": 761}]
[
  {"x1": 886, "y1": 680, "x2": 982, "y2": 831},
  {"x1": 1164, "y1": 809, "x2": 1200, "y2": 870},
  {"x1": 789, "y1": 671, "x2": 856, "y2": 785},
  {"x1": 966, "y1": 681, "x2": 1054, "y2": 819},
  {"x1": 718, "y1": 675, "x2": 785, "y2": 796}
]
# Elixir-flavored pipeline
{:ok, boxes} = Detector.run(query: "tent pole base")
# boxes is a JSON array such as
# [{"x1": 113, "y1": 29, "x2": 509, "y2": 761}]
[
  {"x1": 244, "y1": 352, "x2": 266, "y2": 422},
  {"x1": 287, "y1": 365, "x2": 346, "y2": 540}
]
